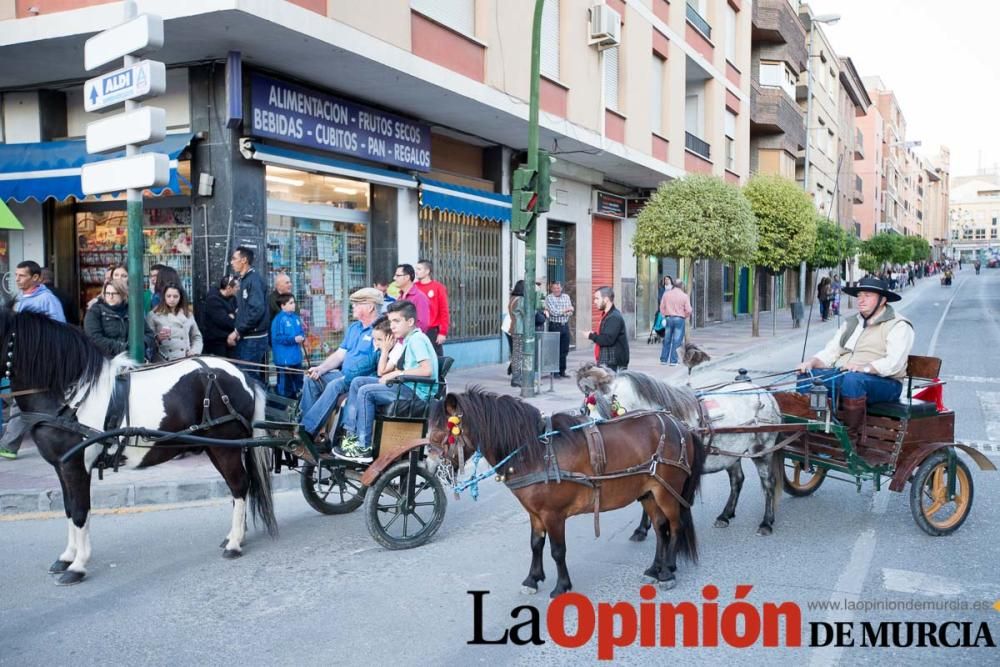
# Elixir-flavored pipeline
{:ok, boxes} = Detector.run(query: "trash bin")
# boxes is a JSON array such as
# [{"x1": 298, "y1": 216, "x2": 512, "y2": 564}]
[{"x1": 790, "y1": 301, "x2": 805, "y2": 324}]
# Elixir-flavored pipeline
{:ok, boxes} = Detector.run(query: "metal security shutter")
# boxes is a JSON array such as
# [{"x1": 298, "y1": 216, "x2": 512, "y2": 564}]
[
  {"x1": 541, "y1": 0, "x2": 560, "y2": 79},
  {"x1": 591, "y1": 218, "x2": 615, "y2": 326},
  {"x1": 411, "y1": 0, "x2": 475, "y2": 36},
  {"x1": 603, "y1": 46, "x2": 619, "y2": 111}
]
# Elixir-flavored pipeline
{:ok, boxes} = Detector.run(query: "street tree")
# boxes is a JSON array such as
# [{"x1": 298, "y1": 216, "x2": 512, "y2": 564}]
[
  {"x1": 905, "y1": 235, "x2": 932, "y2": 263},
  {"x1": 743, "y1": 174, "x2": 818, "y2": 336},
  {"x1": 858, "y1": 232, "x2": 902, "y2": 275},
  {"x1": 809, "y1": 217, "x2": 858, "y2": 269}
]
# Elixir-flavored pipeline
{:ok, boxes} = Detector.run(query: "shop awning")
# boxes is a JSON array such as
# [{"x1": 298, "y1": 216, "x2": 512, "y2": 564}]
[
  {"x1": 0, "y1": 133, "x2": 194, "y2": 203},
  {"x1": 418, "y1": 178, "x2": 511, "y2": 223},
  {"x1": 240, "y1": 140, "x2": 418, "y2": 189}
]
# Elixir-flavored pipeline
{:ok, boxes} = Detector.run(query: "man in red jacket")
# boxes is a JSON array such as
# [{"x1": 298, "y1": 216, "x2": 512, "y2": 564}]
[{"x1": 415, "y1": 259, "x2": 450, "y2": 357}]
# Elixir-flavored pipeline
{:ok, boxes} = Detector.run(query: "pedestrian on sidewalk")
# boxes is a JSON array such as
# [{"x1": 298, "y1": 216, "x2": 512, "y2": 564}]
[
  {"x1": 201, "y1": 275, "x2": 239, "y2": 357},
  {"x1": 544, "y1": 280, "x2": 574, "y2": 378},
  {"x1": 507, "y1": 280, "x2": 525, "y2": 387},
  {"x1": 659, "y1": 279, "x2": 691, "y2": 366},
  {"x1": 589, "y1": 286, "x2": 629, "y2": 371},
  {"x1": 267, "y1": 272, "x2": 296, "y2": 322},
  {"x1": 414, "y1": 259, "x2": 450, "y2": 357},
  {"x1": 228, "y1": 247, "x2": 270, "y2": 384},
  {"x1": 831, "y1": 274, "x2": 843, "y2": 317},
  {"x1": 84, "y1": 278, "x2": 156, "y2": 358},
  {"x1": 270, "y1": 293, "x2": 306, "y2": 398},
  {"x1": 13, "y1": 261, "x2": 65, "y2": 323},
  {"x1": 146, "y1": 284, "x2": 203, "y2": 361},
  {"x1": 818, "y1": 277, "x2": 832, "y2": 322},
  {"x1": 394, "y1": 263, "x2": 431, "y2": 335}
]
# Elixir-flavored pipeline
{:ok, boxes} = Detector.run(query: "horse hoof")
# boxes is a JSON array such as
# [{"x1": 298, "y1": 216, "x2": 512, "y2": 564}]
[
  {"x1": 658, "y1": 578, "x2": 677, "y2": 591},
  {"x1": 629, "y1": 530, "x2": 648, "y2": 542},
  {"x1": 756, "y1": 525, "x2": 773, "y2": 536},
  {"x1": 56, "y1": 571, "x2": 86, "y2": 586},
  {"x1": 48, "y1": 560, "x2": 72, "y2": 574},
  {"x1": 220, "y1": 539, "x2": 229, "y2": 548},
  {"x1": 713, "y1": 518, "x2": 730, "y2": 528},
  {"x1": 642, "y1": 574, "x2": 658, "y2": 584},
  {"x1": 222, "y1": 549, "x2": 242, "y2": 560},
  {"x1": 521, "y1": 585, "x2": 538, "y2": 595}
]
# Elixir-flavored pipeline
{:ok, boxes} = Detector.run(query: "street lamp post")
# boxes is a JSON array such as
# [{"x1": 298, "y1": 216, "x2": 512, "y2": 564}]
[{"x1": 800, "y1": 13, "x2": 839, "y2": 309}]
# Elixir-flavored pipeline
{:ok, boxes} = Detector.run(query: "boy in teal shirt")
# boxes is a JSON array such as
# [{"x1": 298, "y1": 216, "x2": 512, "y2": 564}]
[{"x1": 334, "y1": 300, "x2": 438, "y2": 462}]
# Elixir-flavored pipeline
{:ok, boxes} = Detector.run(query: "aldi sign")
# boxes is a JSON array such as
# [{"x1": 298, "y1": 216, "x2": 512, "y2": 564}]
[{"x1": 84, "y1": 60, "x2": 166, "y2": 112}]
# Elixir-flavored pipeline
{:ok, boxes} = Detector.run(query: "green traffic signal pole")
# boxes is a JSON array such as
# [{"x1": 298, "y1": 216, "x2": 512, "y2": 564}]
[
  {"x1": 124, "y1": 0, "x2": 145, "y2": 363},
  {"x1": 520, "y1": 0, "x2": 545, "y2": 399}
]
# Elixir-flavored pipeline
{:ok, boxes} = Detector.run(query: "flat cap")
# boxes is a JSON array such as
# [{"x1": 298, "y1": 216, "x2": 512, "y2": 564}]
[{"x1": 350, "y1": 287, "x2": 385, "y2": 305}]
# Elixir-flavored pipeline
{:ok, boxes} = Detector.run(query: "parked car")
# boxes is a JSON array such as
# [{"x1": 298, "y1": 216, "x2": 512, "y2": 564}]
[{"x1": 987, "y1": 258, "x2": 999, "y2": 269}]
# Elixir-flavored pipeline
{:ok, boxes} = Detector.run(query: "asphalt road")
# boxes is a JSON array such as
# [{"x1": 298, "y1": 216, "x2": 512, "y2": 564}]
[{"x1": 3, "y1": 270, "x2": 998, "y2": 666}]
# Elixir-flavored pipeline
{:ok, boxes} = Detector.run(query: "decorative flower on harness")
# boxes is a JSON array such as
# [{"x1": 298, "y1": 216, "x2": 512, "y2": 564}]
[
  {"x1": 447, "y1": 415, "x2": 462, "y2": 445},
  {"x1": 585, "y1": 393, "x2": 627, "y2": 418}
]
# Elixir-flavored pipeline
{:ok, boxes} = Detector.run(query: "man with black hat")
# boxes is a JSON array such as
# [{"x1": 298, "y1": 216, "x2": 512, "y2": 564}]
[{"x1": 796, "y1": 276, "x2": 914, "y2": 440}]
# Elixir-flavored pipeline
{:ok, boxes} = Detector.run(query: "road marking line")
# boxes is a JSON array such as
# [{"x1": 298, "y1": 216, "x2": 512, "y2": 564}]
[
  {"x1": 927, "y1": 278, "x2": 965, "y2": 357},
  {"x1": 882, "y1": 568, "x2": 965, "y2": 596},
  {"x1": 808, "y1": 528, "x2": 878, "y2": 667},
  {"x1": 977, "y1": 392, "x2": 1000, "y2": 442},
  {"x1": 944, "y1": 375, "x2": 1000, "y2": 385}
]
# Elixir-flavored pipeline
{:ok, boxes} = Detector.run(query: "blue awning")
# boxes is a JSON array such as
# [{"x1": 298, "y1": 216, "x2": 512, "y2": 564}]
[
  {"x1": 241, "y1": 140, "x2": 418, "y2": 189},
  {"x1": 0, "y1": 133, "x2": 194, "y2": 203},
  {"x1": 418, "y1": 178, "x2": 511, "y2": 223}
]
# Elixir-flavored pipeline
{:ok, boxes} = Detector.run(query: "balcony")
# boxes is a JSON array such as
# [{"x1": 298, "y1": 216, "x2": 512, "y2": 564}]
[
  {"x1": 750, "y1": 81, "x2": 806, "y2": 150},
  {"x1": 854, "y1": 128, "x2": 864, "y2": 159},
  {"x1": 685, "y1": 131, "x2": 711, "y2": 160},
  {"x1": 853, "y1": 175, "x2": 864, "y2": 203},
  {"x1": 751, "y1": 0, "x2": 808, "y2": 70},
  {"x1": 686, "y1": 3, "x2": 712, "y2": 39}
]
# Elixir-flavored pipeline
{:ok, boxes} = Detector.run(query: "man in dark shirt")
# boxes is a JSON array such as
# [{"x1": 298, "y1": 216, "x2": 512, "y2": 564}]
[
  {"x1": 588, "y1": 286, "x2": 629, "y2": 371},
  {"x1": 267, "y1": 272, "x2": 296, "y2": 321},
  {"x1": 228, "y1": 246, "x2": 269, "y2": 384}
]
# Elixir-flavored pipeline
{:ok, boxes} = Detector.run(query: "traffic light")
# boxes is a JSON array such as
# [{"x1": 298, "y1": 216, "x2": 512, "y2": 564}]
[
  {"x1": 536, "y1": 149, "x2": 557, "y2": 213},
  {"x1": 511, "y1": 164, "x2": 538, "y2": 235}
]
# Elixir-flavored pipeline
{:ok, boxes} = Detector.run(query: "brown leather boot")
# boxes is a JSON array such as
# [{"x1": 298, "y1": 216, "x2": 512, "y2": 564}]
[{"x1": 839, "y1": 396, "x2": 868, "y2": 445}]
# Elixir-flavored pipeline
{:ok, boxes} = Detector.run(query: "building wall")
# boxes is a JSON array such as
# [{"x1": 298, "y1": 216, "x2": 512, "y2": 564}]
[
  {"x1": 797, "y1": 20, "x2": 840, "y2": 220},
  {"x1": 854, "y1": 104, "x2": 884, "y2": 238}
]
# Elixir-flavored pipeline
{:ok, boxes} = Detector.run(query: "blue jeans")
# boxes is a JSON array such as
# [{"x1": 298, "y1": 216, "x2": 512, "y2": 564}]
[
  {"x1": 235, "y1": 336, "x2": 268, "y2": 385},
  {"x1": 341, "y1": 375, "x2": 380, "y2": 435},
  {"x1": 796, "y1": 369, "x2": 903, "y2": 404},
  {"x1": 299, "y1": 370, "x2": 347, "y2": 436},
  {"x1": 347, "y1": 382, "x2": 417, "y2": 448},
  {"x1": 660, "y1": 316, "x2": 685, "y2": 364}
]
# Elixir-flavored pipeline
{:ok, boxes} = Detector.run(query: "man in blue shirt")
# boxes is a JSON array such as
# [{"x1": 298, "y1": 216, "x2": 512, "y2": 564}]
[
  {"x1": 13, "y1": 261, "x2": 65, "y2": 323},
  {"x1": 297, "y1": 287, "x2": 382, "y2": 444},
  {"x1": 334, "y1": 300, "x2": 438, "y2": 462}
]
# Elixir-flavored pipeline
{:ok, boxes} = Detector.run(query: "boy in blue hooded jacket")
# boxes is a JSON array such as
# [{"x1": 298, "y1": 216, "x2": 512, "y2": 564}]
[{"x1": 271, "y1": 293, "x2": 306, "y2": 397}]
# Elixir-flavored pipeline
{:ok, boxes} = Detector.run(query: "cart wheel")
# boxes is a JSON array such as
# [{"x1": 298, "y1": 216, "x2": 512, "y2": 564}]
[
  {"x1": 364, "y1": 460, "x2": 447, "y2": 550},
  {"x1": 301, "y1": 463, "x2": 366, "y2": 515},
  {"x1": 909, "y1": 451, "x2": 974, "y2": 536},
  {"x1": 782, "y1": 458, "x2": 827, "y2": 497}
]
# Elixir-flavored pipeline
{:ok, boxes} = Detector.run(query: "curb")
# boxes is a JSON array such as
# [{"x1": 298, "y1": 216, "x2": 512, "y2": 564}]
[{"x1": 0, "y1": 472, "x2": 302, "y2": 516}]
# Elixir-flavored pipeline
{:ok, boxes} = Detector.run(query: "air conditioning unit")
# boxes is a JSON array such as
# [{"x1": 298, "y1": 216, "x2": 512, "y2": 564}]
[{"x1": 589, "y1": 4, "x2": 621, "y2": 49}]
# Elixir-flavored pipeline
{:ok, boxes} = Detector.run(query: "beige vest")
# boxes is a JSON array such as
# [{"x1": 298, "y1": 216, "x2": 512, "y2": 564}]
[{"x1": 835, "y1": 306, "x2": 911, "y2": 379}]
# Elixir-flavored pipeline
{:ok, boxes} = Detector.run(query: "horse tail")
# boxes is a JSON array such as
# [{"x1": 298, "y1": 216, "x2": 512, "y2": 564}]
[
  {"x1": 677, "y1": 429, "x2": 707, "y2": 563},
  {"x1": 245, "y1": 383, "x2": 278, "y2": 537}
]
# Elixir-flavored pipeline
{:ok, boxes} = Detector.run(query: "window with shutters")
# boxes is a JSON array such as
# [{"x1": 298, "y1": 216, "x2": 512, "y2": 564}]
[
  {"x1": 725, "y1": 110, "x2": 737, "y2": 171},
  {"x1": 604, "y1": 46, "x2": 620, "y2": 111},
  {"x1": 411, "y1": 0, "x2": 475, "y2": 37},
  {"x1": 541, "y1": 0, "x2": 560, "y2": 80},
  {"x1": 651, "y1": 55, "x2": 664, "y2": 134},
  {"x1": 725, "y1": 4, "x2": 737, "y2": 63}
]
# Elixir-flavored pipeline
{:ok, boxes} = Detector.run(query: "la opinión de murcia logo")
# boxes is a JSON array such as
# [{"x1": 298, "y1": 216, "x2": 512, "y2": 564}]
[{"x1": 468, "y1": 586, "x2": 997, "y2": 660}]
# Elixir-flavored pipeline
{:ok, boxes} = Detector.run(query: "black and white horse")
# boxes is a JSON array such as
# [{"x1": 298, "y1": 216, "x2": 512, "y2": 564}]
[
  {"x1": 0, "y1": 310, "x2": 276, "y2": 585},
  {"x1": 576, "y1": 363, "x2": 783, "y2": 537}
]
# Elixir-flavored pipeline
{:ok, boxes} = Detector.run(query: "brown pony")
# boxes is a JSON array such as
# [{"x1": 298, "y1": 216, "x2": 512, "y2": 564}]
[{"x1": 428, "y1": 388, "x2": 706, "y2": 597}]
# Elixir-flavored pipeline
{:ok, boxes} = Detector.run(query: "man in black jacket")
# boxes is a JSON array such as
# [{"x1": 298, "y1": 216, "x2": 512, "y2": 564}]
[
  {"x1": 228, "y1": 247, "x2": 269, "y2": 384},
  {"x1": 202, "y1": 275, "x2": 238, "y2": 356},
  {"x1": 588, "y1": 286, "x2": 629, "y2": 371}
]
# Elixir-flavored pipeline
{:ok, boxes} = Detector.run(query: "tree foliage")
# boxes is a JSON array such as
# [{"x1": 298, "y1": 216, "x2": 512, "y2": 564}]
[
  {"x1": 859, "y1": 232, "x2": 914, "y2": 272},
  {"x1": 743, "y1": 175, "x2": 817, "y2": 272},
  {"x1": 905, "y1": 235, "x2": 932, "y2": 262},
  {"x1": 809, "y1": 217, "x2": 858, "y2": 268},
  {"x1": 633, "y1": 174, "x2": 758, "y2": 264}
]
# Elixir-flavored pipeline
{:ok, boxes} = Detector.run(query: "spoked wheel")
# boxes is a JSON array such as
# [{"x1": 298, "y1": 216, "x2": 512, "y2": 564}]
[
  {"x1": 782, "y1": 458, "x2": 827, "y2": 497},
  {"x1": 364, "y1": 460, "x2": 447, "y2": 550},
  {"x1": 909, "y1": 451, "x2": 974, "y2": 536},
  {"x1": 301, "y1": 463, "x2": 366, "y2": 515}
]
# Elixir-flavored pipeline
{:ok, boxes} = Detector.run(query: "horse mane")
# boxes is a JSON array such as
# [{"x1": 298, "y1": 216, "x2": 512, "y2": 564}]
[
  {"x1": 448, "y1": 386, "x2": 550, "y2": 469},
  {"x1": 616, "y1": 370, "x2": 701, "y2": 424},
  {"x1": 0, "y1": 309, "x2": 106, "y2": 400}
]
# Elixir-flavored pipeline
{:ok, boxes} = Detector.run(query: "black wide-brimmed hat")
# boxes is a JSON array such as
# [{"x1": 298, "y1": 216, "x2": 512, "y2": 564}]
[{"x1": 842, "y1": 276, "x2": 901, "y2": 302}]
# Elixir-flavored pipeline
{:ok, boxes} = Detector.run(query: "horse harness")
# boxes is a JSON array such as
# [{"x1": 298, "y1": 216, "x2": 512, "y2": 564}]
[
  {"x1": 17, "y1": 358, "x2": 254, "y2": 478},
  {"x1": 504, "y1": 411, "x2": 694, "y2": 538}
]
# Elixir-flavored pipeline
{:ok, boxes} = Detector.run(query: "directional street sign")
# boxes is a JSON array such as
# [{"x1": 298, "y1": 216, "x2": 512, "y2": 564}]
[
  {"x1": 86, "y1": 106, "x2": 166, "y2": 154},
  {"x1": 84, "y1": 60, "x2": 166, "y2": 112},
  {"x1": 81, "y1": 153, "x2": 169, "y2": 195},
  {"x1": 84, "y1": 14, "x2": 164, "y2": 71}
]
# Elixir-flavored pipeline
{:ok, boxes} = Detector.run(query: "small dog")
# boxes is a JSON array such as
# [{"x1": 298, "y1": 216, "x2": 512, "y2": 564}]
[{"x1": 681, "y1": 342, "x2": 711, "y2": 375}]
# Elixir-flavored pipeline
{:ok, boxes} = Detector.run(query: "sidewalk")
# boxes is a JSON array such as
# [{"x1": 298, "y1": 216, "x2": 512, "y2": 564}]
[{"x1": 0, "y1": 277, "x2": 934, "y2": 515}]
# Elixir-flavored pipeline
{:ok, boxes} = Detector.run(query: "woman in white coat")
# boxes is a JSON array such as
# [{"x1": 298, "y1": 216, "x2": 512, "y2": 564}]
[{"x1": 146, "y1": 283, "x2": 204, "y2": 361}]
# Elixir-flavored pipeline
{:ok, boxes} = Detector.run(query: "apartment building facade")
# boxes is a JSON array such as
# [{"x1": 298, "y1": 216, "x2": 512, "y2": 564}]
[
  {"x1": 862, "y1": 77, "x2": 908, "y2": 237},
  {"x1": 0, "y1": 0, "x2": 752, "y2": 367},
  {"x1": 948, "y1": 171, "x2": 999, "y2": 263},
  {"x1": 922, "y1": 147, "x2": 950, "y2": 258}
]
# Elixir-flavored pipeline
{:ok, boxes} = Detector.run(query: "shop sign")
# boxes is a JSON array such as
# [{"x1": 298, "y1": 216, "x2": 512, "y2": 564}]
[
  {"x1": 84, "y1": 59, "x2": 166, "y2": 112},
  {"x1": 593, "y1": 190, "x2": 627, "y2": 218},
  {"x1": 249, "y1": 73, "x2": 432, "y2": 172},
  {"x1": 627, "y1": 197, "x2": 649, "y2": 218},
  {"x1": 84, "y1": 13, "x2": 164, "y2": 71}
]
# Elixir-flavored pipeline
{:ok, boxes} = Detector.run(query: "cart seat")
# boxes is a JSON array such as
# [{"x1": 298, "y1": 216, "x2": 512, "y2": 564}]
[{"x1": 867, "y1": 398, "x2": 938, "y2": 419}]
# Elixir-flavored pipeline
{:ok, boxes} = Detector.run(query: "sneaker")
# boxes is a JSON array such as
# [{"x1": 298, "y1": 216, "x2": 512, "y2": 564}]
[
  {"x1": 669, "y1": 362, "x2": 678, "y2": 367},
  {"x1": 0, "y1": 448, "x2": 16, "y2": 460},
  {"x1": 332, "y1": 434, "x2": 373, "y2": 463}
]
